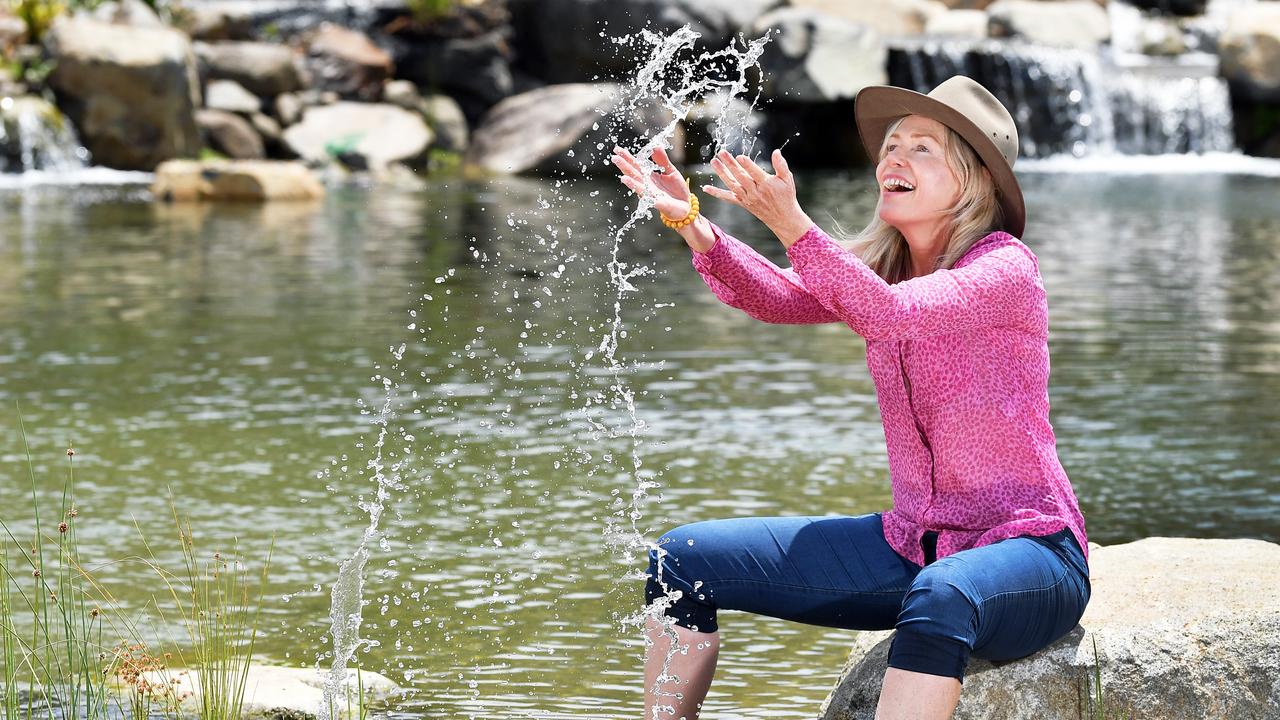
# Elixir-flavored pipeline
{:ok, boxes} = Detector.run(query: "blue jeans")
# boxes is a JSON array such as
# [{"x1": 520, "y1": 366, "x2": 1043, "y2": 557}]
[{"x1": 643, "y1": 512, "x2": 1090, "y2": 681}]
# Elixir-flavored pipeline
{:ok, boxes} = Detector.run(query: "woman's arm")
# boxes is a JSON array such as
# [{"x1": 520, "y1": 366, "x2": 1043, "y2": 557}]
[
  {"x1": 784, "y1": 223, "x2": 1045, "y2": 340},
  {"x1": 684, "y1": 216, "x2": 841, "y2": 325}
]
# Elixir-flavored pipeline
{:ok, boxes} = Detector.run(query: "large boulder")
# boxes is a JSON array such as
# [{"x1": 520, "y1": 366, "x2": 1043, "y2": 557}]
[
  {"x1": 750, "y1": 7, "x2": 888, "y2": 103},
  {"x1": 195, "y1": 40, "x2": 305, "y2": 98},
  {"x1": 151, "y1": 159, "x2": 324, "y2": 202},
  {"x1": 464, "y1": 82, "x2": 676, "y2": 175},
  {"x1": 820, "y1": 537, "x2": 1280, "y2": 720},
  {"x1": 1218, "y1": 2, "x2": 1280, "y2": 103},
  {"x1": 44, "y1": 16, "x2": 201, "y2": 170},
  {"x1": 789, "y1": 0, "x2": 946, "y2": 37},
  {"x1": 986, "y1": 0, "x2": 1110, "y2": 49},
  {"x1": 282, "y1": 102, "x2": 432, "y2": 170},
  {"x1": 506, "y1": 0, "x2": 783, "y2": 85}
]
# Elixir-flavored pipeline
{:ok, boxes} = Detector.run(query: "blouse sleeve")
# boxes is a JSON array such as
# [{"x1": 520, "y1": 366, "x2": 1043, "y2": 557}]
[
  {"x1": 688, "y1": 218, "x2": 841, "y2": 325},
  {"x1": 784, "y1": 222, "x2": 1045, "y2": 341}
]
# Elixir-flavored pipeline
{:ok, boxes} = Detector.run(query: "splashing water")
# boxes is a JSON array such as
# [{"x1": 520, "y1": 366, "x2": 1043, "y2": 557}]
[{"x1": 310, "y1": 19, "x2": 776, "y2": 716}]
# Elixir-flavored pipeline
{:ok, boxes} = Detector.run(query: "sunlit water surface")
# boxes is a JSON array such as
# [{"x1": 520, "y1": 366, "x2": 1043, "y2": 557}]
[{"x1": 0, "y1": 167, "x2": 1276, "y2": 718}]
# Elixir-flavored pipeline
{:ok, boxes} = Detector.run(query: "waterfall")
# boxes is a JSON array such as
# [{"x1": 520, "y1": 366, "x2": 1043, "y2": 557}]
[
  {"x1": 0, "y1": 96, "x2": 90, "y2": 174},
  {"x1": 886, "y1": 37, "x2": 1235, "y2": 158}
]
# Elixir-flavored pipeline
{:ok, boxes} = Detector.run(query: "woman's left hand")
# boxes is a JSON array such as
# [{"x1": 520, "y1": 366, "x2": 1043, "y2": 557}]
[{"x1": 702, "y1": 148, "x2": 814, "y2": 247}]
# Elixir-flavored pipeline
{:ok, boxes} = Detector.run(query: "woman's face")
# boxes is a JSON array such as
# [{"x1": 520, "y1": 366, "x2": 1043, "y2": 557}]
[{"x1": 875, "y1": 115, "x2": 962, "y2": 241}]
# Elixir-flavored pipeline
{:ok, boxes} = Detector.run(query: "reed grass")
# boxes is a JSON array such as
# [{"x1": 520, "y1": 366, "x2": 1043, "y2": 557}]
[{"x1": 1076, "y1": 635, "x2": 1136, "y2": 720}]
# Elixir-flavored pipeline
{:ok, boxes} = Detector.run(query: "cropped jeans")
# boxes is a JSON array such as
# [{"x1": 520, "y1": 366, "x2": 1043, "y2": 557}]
[{"x1": 643, "y1": 512, "x2": 1090, "y2": 682}]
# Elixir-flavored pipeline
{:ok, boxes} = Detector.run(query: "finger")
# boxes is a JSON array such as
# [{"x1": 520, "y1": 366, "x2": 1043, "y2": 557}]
[
  {"x1": 735, "y1": 153, "x2": 770, "y2": 183},
  {"x1": 700, "y1": 183, "x2": 732, "y2": 202},
  {"x1": 714, "y1": 150, "x2": 751, "y2": 191},
  {"x1": 653, "y1": 146, "x2": 677, "y2": 172},
  {"x1": 611, "y1": 150, "x2": 643, "y2": 178},
  {"x1": 771, "y1": 148, "x2": 792, "y2": 183}
]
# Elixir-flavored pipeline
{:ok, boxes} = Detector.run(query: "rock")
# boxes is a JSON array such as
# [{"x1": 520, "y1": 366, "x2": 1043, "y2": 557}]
[
  {"x1": 274, "y1": 92, "x2": 303, "y2": 126},
  {"x1": 790, "y1": 0, "x2": 945, "y2": 37},
  {"x1": 1218, "y1": 2, "x2": 1280, "y2": 103},
  {"x1": 205, "y1": 79, "x2": 262, "y2": 114},
  {"x1": 986, "y1": 0, "x2": 1110, "y2": 49},
  {"x1": 88, "y1": 0, "x2": 163, "y2": 27},
  {"x1": 0, "y1": 9, "x2": 26, "y2": 54},
  {"x1": 383, "y1": 79, "x2": 423, "y2": 110},
  {"x1": 924, "y1": 9, "x2": 989, "y2": 38},
  {"x1": 749, "y1": 7, "x2": 888, "y2": 103},
  {"x1": 196, "y1": 109, "x2": 264, "y2": 159},
  {"x1": 465, "y1": 82, "x2": 672, "y2": 174},
  {"x1": 282, "y1": 102, "x2": 432, "y2": 170},
  {"x1": 136, "y1": 665, "x2": 396, "y2": 718},
  {"x1": 820, "y1": 537, "x2": 1280, "y2": 720},
  {"x1": 152, "y1": 160, "x2": 325, "y2": 202},
  {"x1": 421, "y1": 93, "x2": 470, "y2": 153},
  {"x1": 394, "y1": 27, "x2": 515, "y2": 127},
  {"x1": 195, "y1": 41, "x2": 304, "y2": 98},
  {"x1": 1138, "y1": 16, "x2": 1187, "y2": 56},
  {"x1": 507, "y1": 0, "x2": 782, "y2": 85},
  {"x1": 250, "y1": 112, "x2": 283, "y2": 147},
  {"x1": 44, "y1": 16, "x2": 201, "y2": 170},
  {"x1": 305, "y1": 23, "x2": 393, "y2": 101},
  {"x1": 179, "y1": 6, "x2": 254, "y2": 41}
]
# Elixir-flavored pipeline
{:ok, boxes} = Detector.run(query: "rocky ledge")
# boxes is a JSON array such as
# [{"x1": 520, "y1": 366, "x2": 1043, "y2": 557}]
[{"x1": 820, "y1": 536, "x2": 1280, "y2": 720}]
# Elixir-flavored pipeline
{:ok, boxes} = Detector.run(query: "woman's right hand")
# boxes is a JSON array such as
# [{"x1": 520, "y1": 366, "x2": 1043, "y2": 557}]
[{"x1": 610, "y1": 145, "x2": 693, "y2": 221}]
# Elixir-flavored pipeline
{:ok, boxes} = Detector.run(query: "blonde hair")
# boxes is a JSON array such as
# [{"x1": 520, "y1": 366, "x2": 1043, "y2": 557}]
[{"x1": 831, "y1": 116, "x2": 1005, "y2": 284}]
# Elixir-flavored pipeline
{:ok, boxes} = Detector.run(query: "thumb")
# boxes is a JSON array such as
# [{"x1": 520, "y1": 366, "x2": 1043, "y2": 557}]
[{"x1": 772, "y1": 148, "x2": 792, "y2": 183}]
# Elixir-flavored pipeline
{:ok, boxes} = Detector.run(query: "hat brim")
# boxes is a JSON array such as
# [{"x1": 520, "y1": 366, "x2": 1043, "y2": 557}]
[{"x1": 854, "y1": 85, "x2": 1026, "y2": 240}]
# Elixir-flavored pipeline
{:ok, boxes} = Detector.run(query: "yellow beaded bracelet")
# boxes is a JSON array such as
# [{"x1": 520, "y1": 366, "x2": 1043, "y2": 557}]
[{"x1": 660, "y1": 192, "x2": 700, "y2": 229}]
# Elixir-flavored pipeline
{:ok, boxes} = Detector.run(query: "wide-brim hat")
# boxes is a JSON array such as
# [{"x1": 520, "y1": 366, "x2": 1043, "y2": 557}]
[{"x1": 854, "y1": 75, "x2": 1026, "y2": 239}]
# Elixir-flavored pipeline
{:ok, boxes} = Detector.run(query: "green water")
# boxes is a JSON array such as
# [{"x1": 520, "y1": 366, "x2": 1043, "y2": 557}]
[{"x1": 0, "y1": 169, "x2": 1277, "y2": 718}]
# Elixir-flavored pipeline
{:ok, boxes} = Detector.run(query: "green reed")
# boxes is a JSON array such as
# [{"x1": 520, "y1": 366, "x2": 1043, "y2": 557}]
[{"x1": 1076, "y1": 635, "x2": 1136, "y2": 720}]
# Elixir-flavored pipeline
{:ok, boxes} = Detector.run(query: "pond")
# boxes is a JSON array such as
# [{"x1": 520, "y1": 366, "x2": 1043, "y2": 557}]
[{"x1": 0, "y1": 164, "x2": 1277, "y2": 718}]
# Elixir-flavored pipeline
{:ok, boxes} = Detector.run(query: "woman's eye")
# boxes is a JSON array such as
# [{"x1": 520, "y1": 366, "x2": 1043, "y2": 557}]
[{"x1": 916, "y1": 144, "x2": 929, "y2": 152}]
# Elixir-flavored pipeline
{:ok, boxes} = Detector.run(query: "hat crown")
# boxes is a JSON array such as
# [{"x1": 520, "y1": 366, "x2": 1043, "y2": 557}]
[{"x1": 928, "y1": 75, "x2": 1018, "y2": 167}]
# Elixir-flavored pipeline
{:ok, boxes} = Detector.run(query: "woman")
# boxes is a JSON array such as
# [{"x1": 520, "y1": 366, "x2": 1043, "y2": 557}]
[{"x1": 610, "y1": 75, "x2": 1090, "y2": 720}]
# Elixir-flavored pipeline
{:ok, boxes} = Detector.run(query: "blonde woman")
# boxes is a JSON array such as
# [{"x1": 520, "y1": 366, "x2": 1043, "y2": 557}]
[{"x1": 611, "y1": 75, "x2": 1090, "y2": 720}]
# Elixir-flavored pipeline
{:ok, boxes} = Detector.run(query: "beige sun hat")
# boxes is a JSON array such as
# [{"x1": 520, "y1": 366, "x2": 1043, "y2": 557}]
[{"x1": 854, "y1": 75, "x2": 1026, "y2": 239}]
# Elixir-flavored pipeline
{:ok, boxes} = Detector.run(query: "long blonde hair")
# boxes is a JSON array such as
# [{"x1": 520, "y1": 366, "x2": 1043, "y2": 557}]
[{"x1": 831, "y1": 116, "x2": 1005, "y2": 284}]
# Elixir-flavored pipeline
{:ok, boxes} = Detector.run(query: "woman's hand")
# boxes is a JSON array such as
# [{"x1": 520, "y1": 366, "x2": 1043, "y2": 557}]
[
  {"x1": 611, "y1": 145, "x2": 693, "y2": 221},
  {"x1": 704, "y1": 149, "x2": 813, "y2": 248}
]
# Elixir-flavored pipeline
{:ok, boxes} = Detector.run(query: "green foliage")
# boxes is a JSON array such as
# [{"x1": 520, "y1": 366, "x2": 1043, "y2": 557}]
[
  {"x1": 0, "y1": 413, "x2": 116, "y2": 720},
  {"x1": 406, "y1": 0, "x2": 456, "y2": 24}
]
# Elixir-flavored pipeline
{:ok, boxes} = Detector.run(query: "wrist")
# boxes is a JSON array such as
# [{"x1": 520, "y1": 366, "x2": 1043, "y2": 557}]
[{"x1": 775, "y1": 211, "x2": 815, "y2": 249}]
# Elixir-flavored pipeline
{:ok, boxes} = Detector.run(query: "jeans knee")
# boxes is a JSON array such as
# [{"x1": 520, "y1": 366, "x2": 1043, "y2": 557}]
[
  {"x1": 642, "y1": 525, "x2": 718, "y2": 633},
  {"x1": 898, "y1": 560, "x2": 979, "y2": 637}
]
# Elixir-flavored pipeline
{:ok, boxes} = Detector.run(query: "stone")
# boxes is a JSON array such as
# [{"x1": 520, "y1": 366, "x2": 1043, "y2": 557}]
[
  {"x1": 44, "y1": 16, "x2": 201, "y2": 170},
  {"x1": 465, "y1": 82, "x2": 672, "y2": 175},
  {"x1": 195, "y1": 41, "x2": 304, "y2": 98},
  {"x1": 196, "y1": 108, "x2": 264, "y2": 159},
  {"x1": 986, "y1": 0, "x2": 1110, "y2": 49},
  {"x1": 924, "y1": 9, "x2": 989, "y2": 38},
  {"x1": 820, "y1": 537, "x2": 1280, "y2": 720},
  {"x1": 88, "y1": 0, "x2": 163, "y2": 27},
  {"x1": 382, "y1": 79, "x2": 423, "y2": 111},
  {"x1": 274, "y1": 92, "x2": 303, "y2": 126},
  {"x1": 305, "y1": 23, "x2": 393, "y2": 101},
  {"x1": 250, "y1": 112, "x2": 283, "y2": 146},
  {"x1": 205, "y1": 79, "x2": 262, "y2": 114},
  {"x1": 282, "y1": 102, "x2": 432, "y2": 170},
  {"x1": 790, "y1": 0, "x2": 945, "y2": 37},
  {"x1": 151, "y1": 160, "x2": 325, "y2": 202},
  {"x1": 506, "y1": 0, "x2": 783, "y2": 84},
  {"x1": 749, "y1": 7, "x2": 888, "y2": 103},
  {"x1": 0, "y1": 8, "x2": 27, "y2": 54},
  {"x1": 420, "y1": 93, "x2": 469, "y2": 153},
  {"x1": 179, "y1": 6, "x2": 254, "y2": 41},
  {"x1": 393, "y1": 27, "x2": 514, "y2": 127},
  {"x1": 1218, "y1": 2, "x2": 1280, "y2": 103}
]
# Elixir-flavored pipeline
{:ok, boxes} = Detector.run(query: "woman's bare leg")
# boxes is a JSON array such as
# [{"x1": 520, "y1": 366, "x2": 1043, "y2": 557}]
[
  {"x1": 642, "y1": 615, "x2": 720, "y2": 719},
  {"x1": 875, "y1": 667, "x2": 962, "y2": 720}
]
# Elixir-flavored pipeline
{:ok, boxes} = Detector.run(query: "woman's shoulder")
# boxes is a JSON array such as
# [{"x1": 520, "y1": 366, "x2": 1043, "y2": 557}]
[{"x1": 955, "y1": 229, "x2": 1039, "y2": 273}]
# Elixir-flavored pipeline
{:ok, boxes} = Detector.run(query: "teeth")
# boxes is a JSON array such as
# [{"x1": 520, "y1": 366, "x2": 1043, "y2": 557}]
[{"x1": 883, "y1": 177, "x2": 915, "y2": 191}]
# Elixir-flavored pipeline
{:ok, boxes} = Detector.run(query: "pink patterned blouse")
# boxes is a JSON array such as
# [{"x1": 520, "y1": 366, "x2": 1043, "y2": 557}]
[{"x1": 690, "y1": 218, "x2": 1089, "y2": 568}]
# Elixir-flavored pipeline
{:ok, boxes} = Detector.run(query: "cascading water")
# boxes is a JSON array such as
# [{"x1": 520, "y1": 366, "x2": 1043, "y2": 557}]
[
  {"x1": 0, "y1": 96, "x2": 90, "y2": 174},
  {"x1": 887, "y1": 36, "x2": 1234, "y2": 158}
]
